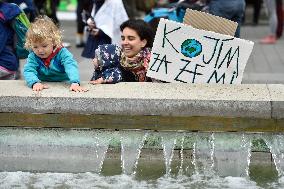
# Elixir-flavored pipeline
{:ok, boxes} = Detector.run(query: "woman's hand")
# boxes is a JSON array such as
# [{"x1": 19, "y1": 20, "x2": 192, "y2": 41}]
[
  {"x1": 32, "y1": 83, "x2": 48, "y2": 91},
  {"x1": 70, "y1": 83, "x2": 88, "y2": 92}
]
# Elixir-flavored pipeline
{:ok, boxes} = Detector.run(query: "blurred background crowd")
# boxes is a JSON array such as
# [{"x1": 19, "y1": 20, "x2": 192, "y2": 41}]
[{"x1": 5, "y1": 0, "x2": 283, "y2": 46}]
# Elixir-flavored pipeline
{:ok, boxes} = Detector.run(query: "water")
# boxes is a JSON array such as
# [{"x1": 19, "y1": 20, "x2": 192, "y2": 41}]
[
  {"x1": 213, "y1": 133, "x2": 251, "y2": 177},
  {"x1": 263, "y1": 134, "x2": 284, "y2": 177},
  {"x1": 0, "y1": 128, "x2": 283, "y2": 188},
  {"x1": 0, "y1": 129, "x2": 112, "y2": 173},
  {"x1": 160, "y1": 132, "x2": 178, "y2": 175},
  {"x1": 0, "y1": 167, "x2": 280, "y2": 189},
  {"x1": 120, "y1": 130, "x2": 148, "y2": 175},
  {"x1": 192, "y1": 132, "x2": 215, "y2": 176}
]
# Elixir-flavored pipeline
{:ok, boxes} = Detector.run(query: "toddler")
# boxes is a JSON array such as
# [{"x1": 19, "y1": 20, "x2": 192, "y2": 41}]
[
  {"x1": 23, "y1": 16, "x2": 87, "y2": 92},
  {"x1": 90, "y1": 44, "x2": 122, "y2": 84}
]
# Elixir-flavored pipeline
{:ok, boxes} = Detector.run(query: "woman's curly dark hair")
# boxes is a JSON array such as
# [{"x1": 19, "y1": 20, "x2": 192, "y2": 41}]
[{"x1": 120, "y1": 19, "x2": 155, "y2": 48}]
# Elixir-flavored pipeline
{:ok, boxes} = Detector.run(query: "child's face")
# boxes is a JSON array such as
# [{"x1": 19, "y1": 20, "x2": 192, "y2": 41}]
[{"x1": 31, "y1": 39, "x2": 54, "y2": 59}]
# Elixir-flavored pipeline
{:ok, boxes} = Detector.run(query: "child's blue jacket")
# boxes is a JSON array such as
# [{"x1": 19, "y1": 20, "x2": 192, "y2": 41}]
[{"x1": 23, "y1": 47, "x2": 80, "y2": 88}]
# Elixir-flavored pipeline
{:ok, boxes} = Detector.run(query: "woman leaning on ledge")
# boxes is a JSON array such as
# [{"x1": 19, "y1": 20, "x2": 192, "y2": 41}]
[{"x1": 89, "y1": 19, "x2": 155, "y2": 84}]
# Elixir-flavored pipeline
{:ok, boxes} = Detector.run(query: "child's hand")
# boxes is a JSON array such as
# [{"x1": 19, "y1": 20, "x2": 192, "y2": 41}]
[
  {"x1": 33, "y1": 83, "x2": 49, "y2": 91},
  {"x1": 89, "y1": 77, "x2": 104, "y2": 84},
  {"x1": 89, "y1": 77, "x2": 113, "y2": 84},
  {"x1": 92, "y1": 58, "x2": 99, "y2": 69},
  {"x1": 70, "y1": 83, "x2": 88, "y2": 92}
]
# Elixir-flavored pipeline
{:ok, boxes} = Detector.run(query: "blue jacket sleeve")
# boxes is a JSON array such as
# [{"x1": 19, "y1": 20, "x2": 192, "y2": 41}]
[
  {"x1": 23, "y1": 53, "x2": 40, "y2": 88},
  {"x1": 59, "y1": 48, "x2": 80, "y2": 84}
]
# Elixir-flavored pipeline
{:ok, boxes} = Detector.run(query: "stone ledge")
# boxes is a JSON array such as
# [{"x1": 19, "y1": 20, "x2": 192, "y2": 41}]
[
  {"x1": 0, "y1": 81, "x2": 279, "y2": 119},
  {"x1": 267, "y1": 84, "x2": 284, "y2": 119}
]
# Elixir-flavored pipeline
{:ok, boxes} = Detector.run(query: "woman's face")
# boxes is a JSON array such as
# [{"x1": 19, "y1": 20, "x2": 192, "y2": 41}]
[{"x1": 121, "y1": 27, "x2": 147, "y2": 58}]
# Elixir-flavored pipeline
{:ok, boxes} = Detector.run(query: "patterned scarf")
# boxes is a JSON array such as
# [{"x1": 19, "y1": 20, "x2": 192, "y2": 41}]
[{"x1": 120, "y1": 47, "x2": 151, "y2": 82}]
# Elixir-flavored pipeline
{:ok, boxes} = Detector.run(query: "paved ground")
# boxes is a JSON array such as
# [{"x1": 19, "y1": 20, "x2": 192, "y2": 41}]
[
  {"x1": 20, "y1": 11, "x2": 284, "y2": 84},
  {"x1": 240, "y1": 25, "x2": 284, "y2": 84}
]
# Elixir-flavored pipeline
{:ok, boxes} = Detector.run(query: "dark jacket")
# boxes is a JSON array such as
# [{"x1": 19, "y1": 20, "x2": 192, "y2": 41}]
[{"x1": 0, "y1": 2, "x2": 21, "y2": 71}]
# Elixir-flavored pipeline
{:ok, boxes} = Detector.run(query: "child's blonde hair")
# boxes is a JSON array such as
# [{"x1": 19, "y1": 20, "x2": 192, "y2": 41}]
[{"x1": 25, "y1": 15, "x2": 62, "y2": 49}]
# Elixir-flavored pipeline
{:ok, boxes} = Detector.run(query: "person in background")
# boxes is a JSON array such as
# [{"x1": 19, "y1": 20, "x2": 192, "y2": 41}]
[
  {"x1": 34, "y1": 0, "x2": 71, "y2": 48},
  {"x1": 275, "y1": 0, "x2": 283, "y2": 39},
  {"x1": 81, "y1": 0, "x2": 128, "y2": 59},
  {"x1": 207, "y1": 0, "x2": 246, "y2": 38},
  {"x1": 7, "y1": 0, "x2": 37, "y2": 21},
  {"x1": 244, "y1": 0, "x2": 262, "y2": 25},
  {"x1": 23, "y1": 16, "x2": 87, "y2": 92},
  {"x1": 75, "y1": 0, "x2": 92, "y2": 47},
  {"x1": 89, "y1": 19, "x2": 154, "y2": 84},
  {"x1": 260, "y1": 0, "x2": 277, "y2": 44},
  {"x1": 0, "y1": 1, "x2": 21, "y2": 80},
  {"x1": 33, "y1": 0, "x2": 59, "y2": 25},
  {"x1": 122, "y1": 0, "x2": 139, "y2": 19}
]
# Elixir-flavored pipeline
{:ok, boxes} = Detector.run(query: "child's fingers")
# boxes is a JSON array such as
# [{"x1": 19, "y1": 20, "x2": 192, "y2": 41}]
[
  {"x1": 33, "y1": 83, "x2": 43, "y2": 91},
  {"x1": 70, "y1": 85, "x2": 88, "y2": 92},
  {"x1": 89, "y1": 80, "x2": 97, "y2": 85},
  {"x1": 80, "y1": 88, "x2": 88, "y2": 92},
  {"x1": 32, "y1": 87, "x2": 41, "y2": 91},
  {"x1": 74, "y1": 87, "x2": 86, "y2": 92},
  {"x1": 43, "y1": 84, "x2": 49, "y2": 89},
  {"x1": 89, "y1": 79, "x2": 103, "y2": 84}
]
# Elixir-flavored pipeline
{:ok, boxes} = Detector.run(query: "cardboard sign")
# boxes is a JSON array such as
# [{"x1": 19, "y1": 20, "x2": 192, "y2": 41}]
[
  {"x1": 183, "y1": 9, "x2": 238, "y2": 36},
  {"x1": 147, "y1": 19, "x2": 254, "y2": 84}
]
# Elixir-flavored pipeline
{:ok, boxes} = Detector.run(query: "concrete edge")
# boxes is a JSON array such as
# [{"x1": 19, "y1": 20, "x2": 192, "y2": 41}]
[
  {"x1": 267, "y1": 84, "x2": 284, "y2": 119},
  {"x1": 0, "y1": 81, "x2": 278, "y2": 119}
]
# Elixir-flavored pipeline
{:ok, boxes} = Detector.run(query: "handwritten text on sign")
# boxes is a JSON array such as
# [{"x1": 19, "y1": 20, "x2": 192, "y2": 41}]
[{"x1": 146, "y1": 19, "x2": 254, "y2": 84}]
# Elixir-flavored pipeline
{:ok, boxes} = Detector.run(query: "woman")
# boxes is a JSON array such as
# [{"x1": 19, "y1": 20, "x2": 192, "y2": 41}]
[
  {"x1": 259, "y1": 0, "x2": 277, "y2": 44},
  {"x1": 89, "y1": 19, "x2": 155, "y2": 84},
  {"x1": 81, "y1": 0, "x2": 129, "y2": 58},
  {"x1": 75, "y1": 0, "x2": 93, "y2": 47},
  {"x1": 34, "y1": 0, "x2": 59, "y2": 24}
]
